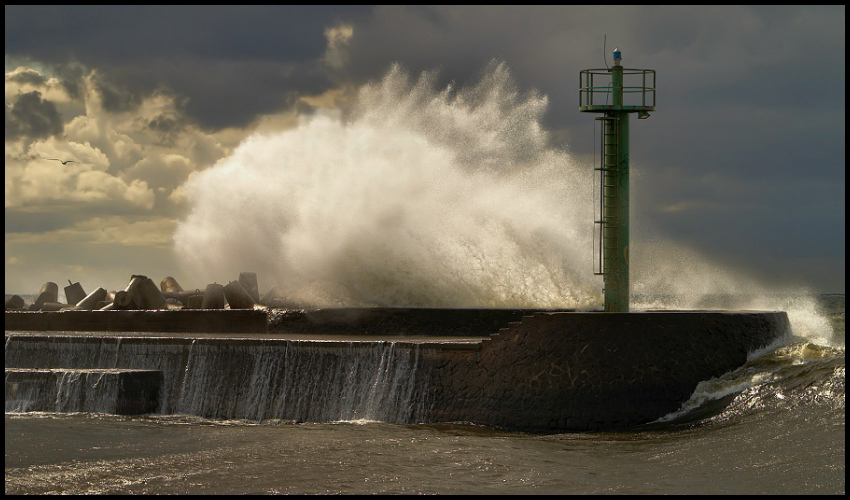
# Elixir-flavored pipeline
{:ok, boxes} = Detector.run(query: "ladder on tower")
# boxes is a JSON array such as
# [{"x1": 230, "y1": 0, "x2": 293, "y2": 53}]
[{"x1": 593, "y1": 116, "x2": 619, "y2": 277}]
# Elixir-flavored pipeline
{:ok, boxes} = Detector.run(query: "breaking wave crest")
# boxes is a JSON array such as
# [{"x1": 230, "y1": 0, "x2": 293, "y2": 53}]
[{"x1": 174, "y1": 63, "x2": 596, "y2": 308}]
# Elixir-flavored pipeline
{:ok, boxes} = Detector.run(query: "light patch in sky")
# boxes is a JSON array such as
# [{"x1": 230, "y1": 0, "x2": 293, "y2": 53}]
[
  {"x1": 247, "y1": 110, "x2": 302, "y2": 135},
  {"x1": 298, "y1": 87, "x2": 356, "y2": 111},
  {"x1": 324, "y1": 23, "x2": 354, "y2": 69},
  {"x1": 5, "y1": 146, "x2": 152, "y2": 210},
  {"x1": 658, "y1": 200, "x2": 730, "y2": 214},
  {"x1": 121, "y1": 154, "x2": 193, "y2": 193}
]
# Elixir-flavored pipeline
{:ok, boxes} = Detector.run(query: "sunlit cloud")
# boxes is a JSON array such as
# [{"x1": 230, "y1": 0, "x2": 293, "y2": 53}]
[{"x1": 5, "y1": 65, "x2": 232, "y2": 217}]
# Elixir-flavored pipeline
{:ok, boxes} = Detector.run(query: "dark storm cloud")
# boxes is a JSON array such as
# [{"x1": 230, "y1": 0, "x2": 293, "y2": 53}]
[
  {"x1": 337, "y1": 6, "x2": 844, "y2": 133},
  {"x1": 5, "y1": 91, "x2": 64, "y2": 140},
  {"x1": 147, "y1": 114, "x2": 182, "y2": 136},
  {"x1": 94, "y1": 77, "x2": 142, "y2": 113},
  {"x1": 5, "y1": 5, "x2": 373, "y2": 130},
  {"x1": 52, "y1": 64, "x2": 87, "y2": 101},
  {"x1": 146, "y1": 113, "x2": 184, "y2": 146},
  {"x1": 110, "y1": 57, "x2": 331, "y2": 129},
  {"x1": 4, "y1": 5, "x2": 370, "y2": 64}
]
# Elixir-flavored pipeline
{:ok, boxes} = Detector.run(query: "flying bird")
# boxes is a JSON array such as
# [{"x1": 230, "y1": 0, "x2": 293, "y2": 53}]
[{"x1": 47, "y1": 158, "x2": 75, "y2": 165}]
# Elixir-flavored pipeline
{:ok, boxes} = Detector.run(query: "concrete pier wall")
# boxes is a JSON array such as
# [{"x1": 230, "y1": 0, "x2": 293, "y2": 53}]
[
  {"x1": 427, "y1": 311, "x2": 791, "y2": 431},
  {"x1": 4, "y1": 309, "x2": 792, "y2": 431}
]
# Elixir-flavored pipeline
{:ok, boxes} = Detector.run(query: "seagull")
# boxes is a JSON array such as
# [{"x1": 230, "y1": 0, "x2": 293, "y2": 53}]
[{"x1": 47, "y1": 158, "x2": 75, "y2": 165}]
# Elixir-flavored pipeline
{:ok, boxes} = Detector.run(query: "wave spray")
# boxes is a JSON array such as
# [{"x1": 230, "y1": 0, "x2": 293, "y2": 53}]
[
  {"x1": 174, "y1": 63, "x2": 597, "y2": 308},
  {"x1": 174, "y1": 62, "x2": 834, "y2": 346}
]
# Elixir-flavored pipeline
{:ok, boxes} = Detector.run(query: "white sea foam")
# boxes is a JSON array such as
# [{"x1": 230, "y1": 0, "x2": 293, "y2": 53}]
[
  {"x1": 173, "y1": 61, "x2": 836, "y2": 344},
  {"x1": 174, "y1": 63, "x2": 597, "y2": 308}
]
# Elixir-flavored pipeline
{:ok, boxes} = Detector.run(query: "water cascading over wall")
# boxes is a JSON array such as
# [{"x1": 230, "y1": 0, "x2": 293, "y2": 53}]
[
  {"x1": 6, "y1": 369, "x2": 159, "y2": 414},
  {"x1": 5, "y1": 335, "x2": 433, "y2": 423}
]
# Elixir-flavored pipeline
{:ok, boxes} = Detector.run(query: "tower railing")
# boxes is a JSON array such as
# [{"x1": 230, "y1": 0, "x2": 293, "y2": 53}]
[{"x1": 579, "y1": 68, "x2": 656, "y2": 112}]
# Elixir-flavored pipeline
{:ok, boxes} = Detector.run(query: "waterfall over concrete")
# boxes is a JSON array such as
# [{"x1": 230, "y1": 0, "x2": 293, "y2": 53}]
[
  {"x1": 6, "y1": 368, "x2": 160, "y2": 414},
  {"x1": 5, "y1": 334, "x2": 433, "y2": 423}
]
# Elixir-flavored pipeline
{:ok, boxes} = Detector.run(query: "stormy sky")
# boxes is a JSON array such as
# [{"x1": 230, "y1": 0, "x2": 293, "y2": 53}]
[{"x1": 5, "y1": 5, "x2": 845, "y2": 297}]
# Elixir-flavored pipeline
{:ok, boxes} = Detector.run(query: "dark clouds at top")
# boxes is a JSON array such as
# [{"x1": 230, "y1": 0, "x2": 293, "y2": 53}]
[
  {"x1": 6, "y1": 6, "x2": 843, "y2": 139},
  {"x1": 5, "y1": 5, "x2": 371, "y2": 129},
  {"x1": 5, "y1": 6, "x2": 361, "y2": 63},
  {"x1": 4, "y1": 5, "x2": 845, "y2": 292}
]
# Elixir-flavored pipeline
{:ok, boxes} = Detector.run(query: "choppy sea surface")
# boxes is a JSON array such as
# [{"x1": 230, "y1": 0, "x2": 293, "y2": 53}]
[{"x1": 4, "y1": 295, "x2": 844, "y2": 494}]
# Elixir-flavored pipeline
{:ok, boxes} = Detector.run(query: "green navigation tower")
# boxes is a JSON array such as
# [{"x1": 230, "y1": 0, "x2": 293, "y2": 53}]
[{"x1": 580, "y1": 48, "x2": 655, "y2": 312}]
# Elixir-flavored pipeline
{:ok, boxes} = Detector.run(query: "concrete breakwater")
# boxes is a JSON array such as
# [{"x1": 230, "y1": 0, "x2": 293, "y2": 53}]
[
  {"x1": 4, "y1": 308, "x2": 791, "y2": 431},
  {"x1": 428, "y1": 311, "x2": 792, "y2": 430}
]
